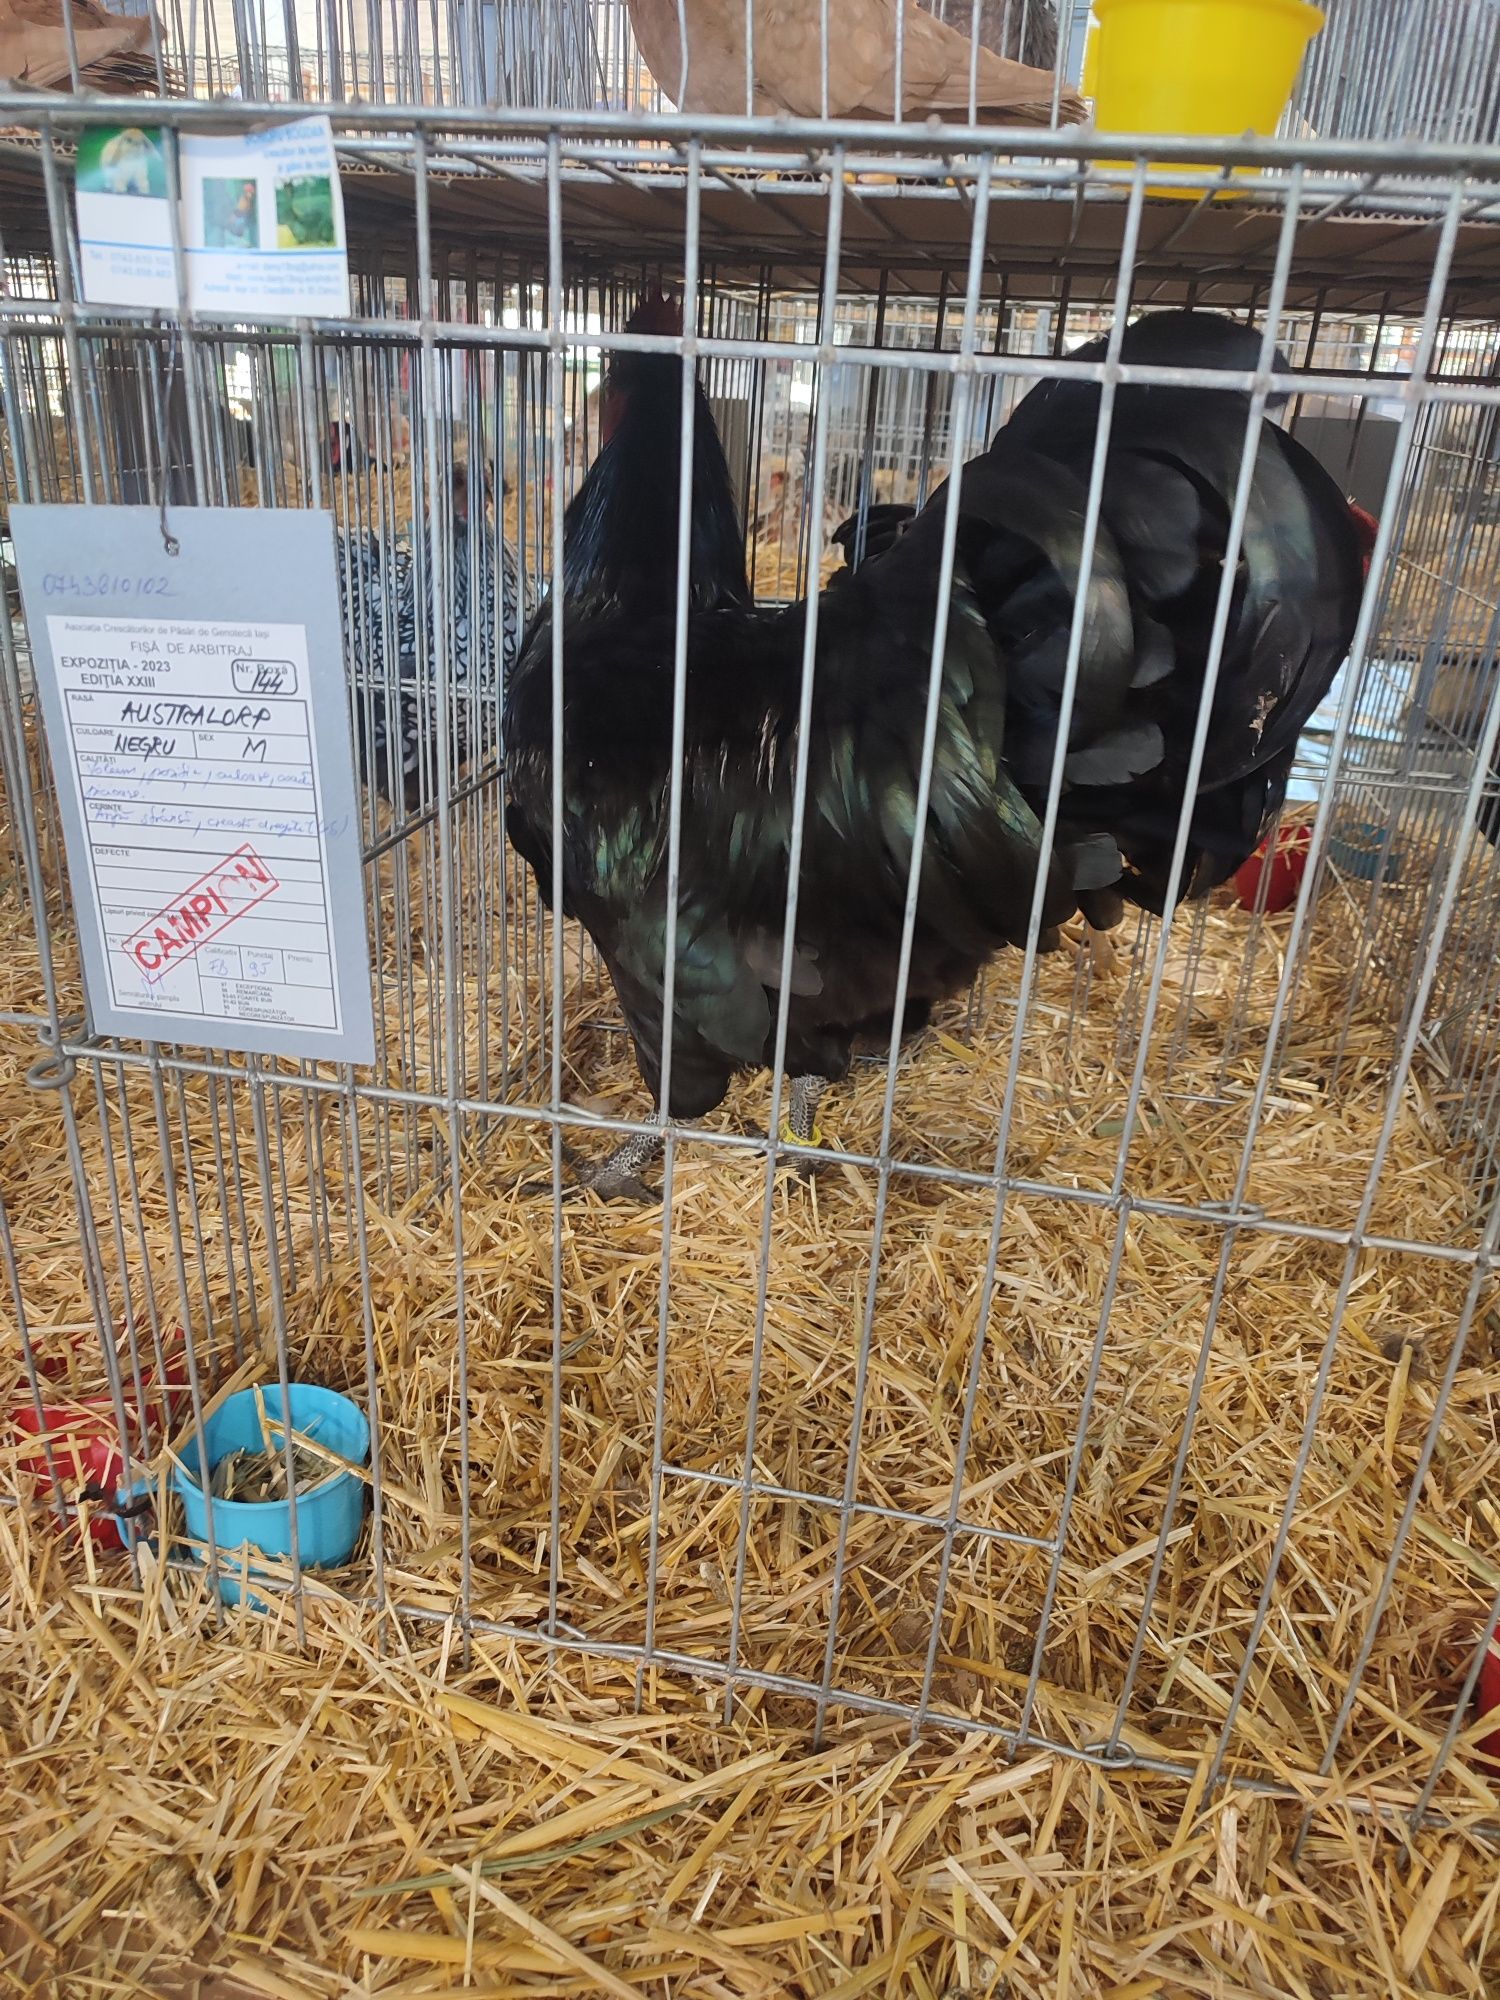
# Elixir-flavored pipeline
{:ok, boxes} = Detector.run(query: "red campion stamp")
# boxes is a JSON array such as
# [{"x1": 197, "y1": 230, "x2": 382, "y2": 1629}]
[{"x1": 124, "y1": 844, "x2": 280, "y2": 984}]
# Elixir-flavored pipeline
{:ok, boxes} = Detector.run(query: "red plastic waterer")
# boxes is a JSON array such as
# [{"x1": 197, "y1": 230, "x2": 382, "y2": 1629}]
[
  {"x1": 10, "y1": 1325, "x2": 189, "y2": 1549},
  {"x1": 1233, "y1": 823, "x2": 1312, "y2": 915}
]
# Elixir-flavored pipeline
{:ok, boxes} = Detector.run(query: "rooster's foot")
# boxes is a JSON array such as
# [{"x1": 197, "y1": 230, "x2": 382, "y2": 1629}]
[
  {"x1": 1062, "y1": 921, "x2": 1120, "y2": 978},
  {"x1": 778, "y1": 1127, "x2": 831, "y2": 1183},
  {"x1": 1085, "y1": 924, "x2": 1119, "y2": 977},
  {"x1": 523, "y1": 1131, "x2": 663, "y2": 1204}
]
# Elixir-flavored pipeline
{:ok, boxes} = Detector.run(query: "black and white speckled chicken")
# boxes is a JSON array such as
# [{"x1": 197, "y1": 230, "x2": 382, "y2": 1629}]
[{"x1": 339, "y1": 463, "x2": 523, "y2": 812}]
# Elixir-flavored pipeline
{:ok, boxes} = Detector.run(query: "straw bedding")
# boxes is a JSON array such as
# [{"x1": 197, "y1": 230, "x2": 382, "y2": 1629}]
[{"x1": 2, "y1": 767, "x2": 1499, "y2": 1994}]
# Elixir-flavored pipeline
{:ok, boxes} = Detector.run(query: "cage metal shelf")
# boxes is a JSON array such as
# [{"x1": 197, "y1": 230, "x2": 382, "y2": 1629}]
[{"x1": 5, "y1": 102, "x2": 1500, "y2": 312}]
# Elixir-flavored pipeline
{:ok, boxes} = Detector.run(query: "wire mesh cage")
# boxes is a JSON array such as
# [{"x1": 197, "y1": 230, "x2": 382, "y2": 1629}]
[
  {"x1": 25, "y1": 0, "x2": 1500, "y2": 147},
  {"x1": 2, "y1": 48, "x2": 1500, "y2": 1879},
  {"x1": 40, "y1": 0, "x2": 1078, "y2": 115},
  {"x1": 1294, "y1": 0, "x2": 1500, "y2": 146}
]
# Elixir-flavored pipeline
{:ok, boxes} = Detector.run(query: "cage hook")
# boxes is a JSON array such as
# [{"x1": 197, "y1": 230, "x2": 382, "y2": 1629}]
[
  {"x1": 27, "y1": 1049, "x2": 77, "y2": 1091},
  {"x1": 153, "y1": 314, "x2": 182, "y2": 558},
  {"x1": 1081, "y1": 1739, "x2": 1135, "y2": 1771}
]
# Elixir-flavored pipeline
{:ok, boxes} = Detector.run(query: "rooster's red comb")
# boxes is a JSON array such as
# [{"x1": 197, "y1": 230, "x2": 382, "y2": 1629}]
[{"x1": 625, "y1": 288, "x2": 684, "y2": 337}]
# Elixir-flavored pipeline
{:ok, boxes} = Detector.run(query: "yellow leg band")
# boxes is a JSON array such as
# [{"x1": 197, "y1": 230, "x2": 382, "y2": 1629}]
[{"x1": 780, "y1": 1122, "x2": 824, "y2": 1149}]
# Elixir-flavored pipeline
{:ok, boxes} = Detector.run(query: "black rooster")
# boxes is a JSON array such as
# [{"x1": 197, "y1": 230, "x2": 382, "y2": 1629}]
[
  {"x1": 839, "y1": 310, "x2": 1369, "y2": 932},
  {"x1": 547, "y1": 291, "x2": 753, "y2": 624},
  {"x1": 504, "y1": 298, "x2": 1126, "y2": 1199},
  {"x1": 505, "y1": 290, "x2": 758, "y2": 1193}
]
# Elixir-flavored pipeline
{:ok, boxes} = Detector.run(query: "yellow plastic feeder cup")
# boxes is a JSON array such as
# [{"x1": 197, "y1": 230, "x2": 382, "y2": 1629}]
[{"x1": 1088, "y1": 0, "x2": 1324, "y2": 198}]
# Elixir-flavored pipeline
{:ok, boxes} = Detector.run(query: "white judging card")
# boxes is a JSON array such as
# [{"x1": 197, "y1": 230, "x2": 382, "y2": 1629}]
[{"x1": 11, "y1": 506, "x2": 374, "y2": 1064}]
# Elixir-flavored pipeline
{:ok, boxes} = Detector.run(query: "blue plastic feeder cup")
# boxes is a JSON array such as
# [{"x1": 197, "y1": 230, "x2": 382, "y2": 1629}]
[
  {"x1": 1328, "y1": 820, "x2": 1403, "y2": 884},
  {"x1": 172, "y1": 1384, "x2": 369, "y2": 1609}
]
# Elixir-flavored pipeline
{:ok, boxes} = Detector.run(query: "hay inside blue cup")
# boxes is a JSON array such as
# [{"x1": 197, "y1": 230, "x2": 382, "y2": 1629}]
[
  {"x1": 1328, "y1": 820, "x2": 1403, "y2": 883},
  {"x1": 172, "y1": 1384, "x2": 369, "y2": 1609}
]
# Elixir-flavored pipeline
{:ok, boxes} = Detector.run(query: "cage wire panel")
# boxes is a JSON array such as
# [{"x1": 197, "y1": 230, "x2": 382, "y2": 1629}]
[
  {"x1": 131, "y1": 0, "x2": 1082, "y2": 118},
  {"x1": 2, "y1": 101, "x2": 1500, "y2": 1826},
  {"x1": 61, "y1": 0, "x2": 1500, "y2": 146}
]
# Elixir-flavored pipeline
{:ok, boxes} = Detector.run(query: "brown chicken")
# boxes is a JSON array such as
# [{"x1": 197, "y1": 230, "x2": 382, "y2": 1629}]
[
  {"x1": 0, "y1": 0, "x2": 161, "y2": 92},
  {"x1": 625, "y1": 0, "x2": 1083, "y2": 125},
  {"x1": 921, "y1": 0, "x2": 1057, "y2": 73}
]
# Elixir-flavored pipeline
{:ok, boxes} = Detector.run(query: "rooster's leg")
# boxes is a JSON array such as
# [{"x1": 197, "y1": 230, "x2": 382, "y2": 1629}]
[
  {"x1": 788, "y1": 1074, "x2": 827, "y2": 1143},
  {"x1": 526, "y1": 1129, "x2": 663, "y2": 1203},
  {"x1": 779, "y1": 1074, "x2": 830, "y2": 1180}
]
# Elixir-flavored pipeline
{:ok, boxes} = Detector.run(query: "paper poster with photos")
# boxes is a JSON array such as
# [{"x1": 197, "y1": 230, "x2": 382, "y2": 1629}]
[
  {"x1": 76, "y1": 115, "x2": 349, "y2": 318},
  {"x1": 76, "y1": 124, "x2": 175, "y2": 309}
]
